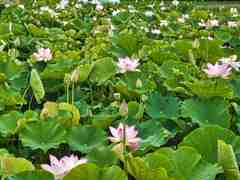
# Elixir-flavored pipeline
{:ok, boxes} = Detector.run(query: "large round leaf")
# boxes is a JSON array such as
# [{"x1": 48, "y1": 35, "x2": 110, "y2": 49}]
[
  {"x1": 0, "y1": 157, "x2": 35, "y2": 177},
  {"x1": 181, "y1": 97, "x2": 230, "y2": 128},
  {"x1": 146, "y1": 92, "x2": 181, "y2": 120},
  {"x1": 138, "y1": 120, "x2": 174, "y2": 150},
  {"x1": 180, "y1": 126, "x2": 240, "y2": 163},
  {"x1": 100, "y1": 166, "x2": 128, "y2": 180},
  {"x1": 146, "y1": 147, "x2": 222, "y2": 180},
  {"x1": 218, "y1": 140, "x2": 240, "y2": 180},
  {"x1": 89, "y1": 57, "x2": 116, "y2": 85},
  {"x1": 86, "y1": 146, "x2": 118, "y2": 167},
  {"x1": 63, "y1": 163, "x2": 100, "y2": 180},
  {"x1": 64, "y1": 164, "x2": 127, "y2": 180},
  {"x1": 19, "y1": 120, "x2": 66, "y2": 152},
  {"x1": 127, "y1": 156, "x2": 172, "y2": 180},
  {"x1": 0, "y1": 111, "x2": 23, "y2": 136},
  {"x1": 6, "y1": 171, "x2": 54, "y2": 180},
  {"x1": 67, "y1": 125, "x2": 107, "y2": 153}
]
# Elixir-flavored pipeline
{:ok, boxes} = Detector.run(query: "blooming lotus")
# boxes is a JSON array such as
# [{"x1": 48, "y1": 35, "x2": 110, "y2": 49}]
[
  {"x1": 203, "y1": 63, "x2": 232, "y2": 79},
  {"x1": 172, "y1": 0, "x2": 179, "y2": 6},
  {"x1": 199, "y1": 19, "x2": 219, "y2": 28},
  {"x1": 230, "y1": 8, "x2": 238, "y2": 17},
  {"x1": 108, "y1": 0, "x2": 120, "y2": 4},
  {"x1": 145, "y1": 11, "x2": 154, "y2": 17},
  {"x1": 34, "y1": 48, "x2": 52, "y2": 62},
  {"x1": 96, "y1": 1, "x2": 104, "y2": 11},
  {"x1": 228, "y1": 21, "x2": 238, "y2": 28},
  {"x1": 151, "y1": 29, "x2": 161, "y2": 34},
  {"x1": 220, "y1": 55, "x2": 240, "y2": 71},
  {"x1": 57, "y1": 0, "x2": 69, "y2": 9},
  {"x1": 109, "y1": 123, "x2": 141, "y2": 151},
  {"x1": 117, "y1": 57, "x2": 140, "y2": 73},
  {"x1": 41, "y1": 154, "x2": 87, "y2": 180},
  {"x1": 160, "y1": 20, "x2": 168, "y2": 27}
]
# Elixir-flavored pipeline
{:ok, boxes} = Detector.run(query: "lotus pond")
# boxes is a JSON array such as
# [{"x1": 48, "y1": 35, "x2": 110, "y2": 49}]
[{"x1": 1, "y1": 0, "x2": 240, "y2": 179}]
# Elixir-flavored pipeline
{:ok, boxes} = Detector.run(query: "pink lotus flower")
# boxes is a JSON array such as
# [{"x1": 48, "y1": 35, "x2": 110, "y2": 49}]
[
  {"x1": 117, "y1": 57, "x2": 140, "y2": 73},
  {"x1": 96, "y1": 2, "x2": 104, "y2": 11},
  {"x1": 109, "y1": 123, "x2": 141, "y2": 151},
  {"x1": 219, "y1": 55, "x2": 240, "y2": 71},
  {"x1": 199, "y1": 19, "x2": 219, "y2": 28},
  {"x1": 41, "y1": 154, "x2": 87, "y2": 180},
  {"x1": 203, "y1": 63, "x2": 232, "y2": 79},
  {"x1": 34, "y1": 48, "x2": 52, "y2": 62}
]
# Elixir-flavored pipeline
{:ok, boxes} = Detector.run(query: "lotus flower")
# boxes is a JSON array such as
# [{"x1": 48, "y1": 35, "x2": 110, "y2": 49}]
[
  {"x1": 57, "y1": 0, "x2": 69, "y2": 9},
  {"x1": 199, "y1": 19, "x2": 219, "y2": 28},
  {"x1": 109, "y1": 123, "x2": 141, "y2": 151},
  {"x1": 34, "y1": 48, "x2": 52, "y2": 62},
  {"x1": 228, "y1": 21, "x2": 238, "y2": 28},
  {"x1": 41, "y1": 154, "x2": 87, "y2": 180},
  {"x1": 160, "y1": 20, "x2": 168, "y2": 27},
  {"x1": 96, "y1": 1, "x2": 103, "y2": 11},
  {"x1": 219, "y1": 55, "x2": 240, "y2": 71},
  {"x1": 117, "y1": 57, "x2": 140, "y2": 73},
  {"x1": 203, "y1": 63, "x2": 232, "y2": 79},
  {"x1": 145, "y1": 11, "x2": 154, "y2": 17},
  {"x1": 172, "y1": 0, "x2": 179, "y2": 6}
]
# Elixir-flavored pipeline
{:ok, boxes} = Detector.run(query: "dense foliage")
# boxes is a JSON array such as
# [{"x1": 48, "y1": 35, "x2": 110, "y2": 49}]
[{"x1": 1, "y1": 0, "x2": 240, "y2": 179}]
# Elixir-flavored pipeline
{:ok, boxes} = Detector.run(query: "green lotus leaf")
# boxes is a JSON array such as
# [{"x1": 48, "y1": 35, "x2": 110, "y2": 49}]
[
  {"x1": 160, "y1": 60, "x2": 196, "y2": 81},
  {"x1": 64, "y1": 164, "x2": 127, "y2": 180},
  {"x1": 100, "y1": 166, "x2": 128, "y2": 180},
  {"x1": 174, "y1": 39, "x2": 193, "y2": 59},
  {"x1": 41, "y1": 60, "x2": 78, "y2": 80},
  {"x1": 58, "y1": 102, "x2": 80, "y2": 126},
  {"x1": 180, "y1": 126, "x2": 240, "y2": 163},
  {"x1": 30, "y1": 69, "x2": 45, "y2": 104},
  {"x1": 0, "y1": 157, "x2": 35, "y2": 177},
  {"x1": 78, "y1": 64, "x2": 94, "y2": 82},
  {"x1": 187, "y1": 80, "x2": 233, "y2": 98},
  {"x1": 230, "y1": 76, "x2": 240, "y2": 98},
  {"x1": 115, "y1": 72, "x2": 156, "y2": 97},
  {"x1": 138, "y1": 120, "x2": 174, "y2": 150},
  {"x1": 128, "y1": 101, "x2": 144, "y2": 120},
  {"x1": 6, "y1": 171, "x2": 54, "y2": 180},
  {"x1": 67, "y1": 125, "x2": 107, "y2": 153},
  {"x1": 112, "y1": 30, "x2": 142, "y2": 56},
  {"x1": 89, "y1": 57, "x2": 116, "y2": 85},
  {"x1": 146, "y1": 146, "x2": 222, "y2": 180},
  {"x1": 181, "y1": 97, "x2": 230, "y2": 128},
  {"x1": 0, "y1": 111, "x2": 23, "y2": 136},
  {"x1": 86, "y1": 146, "x2": 118, "y2": 167},
  {"x1": 146, "y1": 92, "x2": 181, "y2": 119},
  {"x1": 0, "y1": 85, "x2": 26, "y2": 108},
  {"x1": 218, "y1": 140, "x2": 240, "y2": 180},
  {"x1": 127, "y1": 156, "x2": 172, "y2": 180},
  {"x1": 19, "y1": 120, "x2": 66, "y2": 152},
  {"x1": 198, "y1": 39, "x2": 225, "y2": 62},
  {"x1": 0, "y1": 149, "x2": 12, "y2": 157},
  {"x1": 63, "y1": 163, "x2": 100, "y2": 180}
]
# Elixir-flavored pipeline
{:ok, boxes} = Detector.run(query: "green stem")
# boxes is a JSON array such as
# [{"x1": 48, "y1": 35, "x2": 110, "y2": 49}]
[
  {"x1": 28, "y1": 94, "x2": 33, "y2": 110},
  {"x1": 20, "y1": 85, "x2": 30, "y2": 109},
  {"x1": 66, "y1": 83, "x2": 70, "y2": 104},
  {"x1": 71, "y1": 83, "x2": 75, "y2": 105}
]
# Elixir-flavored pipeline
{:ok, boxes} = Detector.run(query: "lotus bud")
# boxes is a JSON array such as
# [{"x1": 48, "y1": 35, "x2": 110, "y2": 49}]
[
  {"x1": 136, "y1": 79, "x2": 143, "y2": 88},
  {"x1": 64, "y1": 73, "x2": 71, "y2": 86},
  {"x1": 113, "y1": 93, "x2": 121, "y2": 100},
  {"x1": 192, "y1": 39, "x2": 200, "y2": 49},
  {"x1": 70, "y1": 67, "x2": 80, "y2": 83},
  {"x1": 119, "y1": 100, "x2": 128, "y2": 116},
  {"x1": 141, "y1": 94, "x2": 148, "y2": 102}
]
